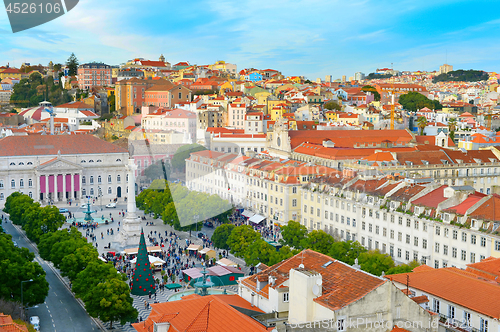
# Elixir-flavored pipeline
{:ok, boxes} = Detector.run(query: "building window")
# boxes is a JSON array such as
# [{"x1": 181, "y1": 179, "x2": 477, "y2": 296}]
[
  {"x1": 436, "y1": 226, "x2": 440, "y2": 236},
  {"x1": 461, "y1": 250, "x2": 466, "y2": 261},
  {"x1": 435, "y1": 243, "x2": 440, "y2": 253},
  {"x1": 336, "y1": 318, "x2": 346, "y2": 332},
  {"x1": 82, "y1": 176, "x2": 86, "y2": 184},
  {"x1": 292, "y1": 199, "x2": 297, "y2": 207},
  {"x1": 397, "y1": 248, "x2": 402, "y2": 258},
  {"x1": 443, "y1": 245, "x2": 448, "y2": 255},
  {"x1": 462, "y1": 232, "x2": 467, "y2": 242},
  {"x1": 90, "y1": 188, "x2": 94, "y2": 196},
  {"x1": 19, "y1": 179, "x2": 24, "y2": 188},
  {"x1": 11, "y1": 179, "x2": 15, "y2": 188},
  {"x1": 82, "y1": 188, "x2": 86, "y2": 196},
  {"x1": 28, "y1": 179, "x2": 32, "y2": 187},
  {"x1": 453, "y1": 230, "x2": 458, "y2": 239},
  {"x1": 117, "y1": 175, "x2": 121, "y2": 183},
  {"x1": 28, "y1": 192, "x2": 32, "y2": 198},
  {"x1": 433, "y1": 299, "x2": 440, "y2": 313},
  {"x1": 0, "y1": 180, "x2": 3, "y2": 188},
  {"x1": 464, "y1": 311, "x2": 471, "y2": 326},
  {"x1": 108, "y1": 175, "x2": 112, "y2": 183},
  {"x1": 98, "y1": 176, "x2": 102, "y2": 184},
  {"x1": 480, "y1": 318, "x2": 488, "y2": 332},
  {"x1": 495, "y1": 241, "x2": 500, "y2": 251},
  {"x1": 422, "y1": 239, "x2": 427, "y2": 249},
  {"x1": 283, "y1": 292, "x2": 289, "y2": 302},
  {"x1": 481, "y1": 237, "x2": 486, "y2": 247},
  {"x1": 452, "y1": 247, "x2": 457, "y2": 258},
  {"x1": 90, "y1": 176, "x2": 94, "y2": 184},
  {"x1": 0, "y1": 193, "x2": 4, "y2": 200},
  {"x1": 108, "y1": 187, "x2": 112, "y2": 194},
  {"x1": 471, "y1": 235, "x2": 476, "y2": 245},
  {"x1": 470, "y1": 252, "x2": 475, "y2": 263}
]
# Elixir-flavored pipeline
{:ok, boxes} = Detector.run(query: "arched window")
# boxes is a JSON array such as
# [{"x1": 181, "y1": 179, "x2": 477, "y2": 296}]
[
  {"x1": 97, "y1": 160, "x2": 102, "y2": 163},
  {"x1": 20, "y1": 179, "x2": 24, "y2": 188},
  {"x1": 0, "y1": 193, "x2": 4, "y2": 200},
  {"x1": 89, "y1": 160, "x2": 94, "y2": 163},
  {"x1": 90, "y1": 176, "x2": 94, "y2": 184},
  {"x1": 108, "y1": 175, "x2": 112, "y2": 183},
  {"x1": 116, "y1": 159, "x2": 121, "y2": 162},
  {"x1": 90, "y1": 188, "x2": 94, "y2": 196},
  {"x1": 82, "y1": 188, "x2": 86, "y2": 196},
  {"x1": 28, "y1": 179, "x2": 33, "y2": 187},
  {"x1": 11, "y1": 179, "x2": 15, "y2": 188},
  {"x1": 19, "y1": 162, "x2": 24, "y2": 165},
  {"x1": 82, "y1": 176, "x2": 86, "y2": 184},
  {"x1": 117, "y1": 175, "x2": 121, "y2": 183},
  {"x1": 108, "y1": 187, "x2": 112, "y2": 194},
  {"x1": 126, "y1": 174, "x2": 129, "y2": 182},
  {"x1": 10, "y1": 162, "x2": 15, "y2": 166},
  {"x1": 98, "y1": 176, "x2": 102, "y2": 184},
  {"x1": 81, "y1": 160, "x2": 86, "y2": 163},
  {"x1": 27, "y1": 162, "x2": 33, "y2": 165},
  {"x1": 28, "y1": 192, "x2": 33, "y2": 198}
]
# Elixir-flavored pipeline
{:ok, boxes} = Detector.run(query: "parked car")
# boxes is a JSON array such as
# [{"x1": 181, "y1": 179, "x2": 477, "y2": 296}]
[
  {"x1": 13, "y1": 240, "x2": 18, "y2": 247},
  {"x1": 106, "y1": 203, "x2": 117, "y2": 208},
  {"x1": 80, "y1": 203, "x2": 90, "y2": 209},
  {"x1": 30, "y1": 316, "x2": 40, "y2": 331},
  {"x1": 59, "y1": 208, "x2": 69, "y2": 213},
  {"x1": 197, "y1": 232, "x2": 207, "y2": 239},
  {"x1": 203, "y1": 220, "x2": 214, "y2": 228}
]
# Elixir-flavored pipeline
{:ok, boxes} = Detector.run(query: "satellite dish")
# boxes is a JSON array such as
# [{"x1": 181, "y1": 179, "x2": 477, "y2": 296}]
[
  {"x1": 298, "y1": 264, "x2": 305, "y2": 269},
  {"x1": 316, "y1": 279, "x2": 322, "y2": 286},
  {"x1": 312, "y1": 284, "x2": 320, "y2": 296}
]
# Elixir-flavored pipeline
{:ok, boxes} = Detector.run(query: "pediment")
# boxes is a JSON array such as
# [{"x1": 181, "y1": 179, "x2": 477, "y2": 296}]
[{"x1": 37, "y1": 158, "x2": 80, "y2": 171}]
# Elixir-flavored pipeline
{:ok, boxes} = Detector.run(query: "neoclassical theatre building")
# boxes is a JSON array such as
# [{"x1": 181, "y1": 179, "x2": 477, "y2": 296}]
[{"x1": 0, "y1": 135, "x2": 129, "y2": 207}]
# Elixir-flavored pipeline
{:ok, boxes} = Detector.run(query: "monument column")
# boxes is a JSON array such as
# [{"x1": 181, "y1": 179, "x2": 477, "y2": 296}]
[
  {"x1": 54, "y1": 174, "x2": 59, "y2": 202},
  {"x1": 115, "y1": 159, "x2": 142, "y2": 249}
]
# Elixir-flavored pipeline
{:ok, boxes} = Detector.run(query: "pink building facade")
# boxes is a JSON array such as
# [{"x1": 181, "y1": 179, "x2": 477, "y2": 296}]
[{"x1": 78, "y1": 63, "x2": 112, "y2": 90}]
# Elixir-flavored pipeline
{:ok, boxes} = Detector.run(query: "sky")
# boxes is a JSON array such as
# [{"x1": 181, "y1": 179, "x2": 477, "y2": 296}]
[{"x1": 1, "y1": 0, "x2": 500, "y2": 80}]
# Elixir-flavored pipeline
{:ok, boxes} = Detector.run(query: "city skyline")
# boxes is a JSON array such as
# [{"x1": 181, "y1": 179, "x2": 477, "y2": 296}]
[{"x1": 1, "y1": 0, "x2": 500, "y2": 79}]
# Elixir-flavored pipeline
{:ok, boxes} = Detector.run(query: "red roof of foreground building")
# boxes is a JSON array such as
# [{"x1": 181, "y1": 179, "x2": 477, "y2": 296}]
[
  {"x1": 0, "y1": 312, "x2": 29, "y2": 331},
  {"x1": 466, "y1": 257, "x2": 500, "y2": 282},
  {"x1": 468, "y1": 194, "x2": 500, "y2": 221},
  {"x1": 240, "y1": 249, "x2": 385, "y2": 311},
  {"x1": 443, "y1": 192, "x2": 487, "y2": 215},
  {"x1": 387, "y1": 267, "x2": 500, "y2": 319},
  {"x1": 132, "y1": 294, "x2": 267, "y2": 332}
]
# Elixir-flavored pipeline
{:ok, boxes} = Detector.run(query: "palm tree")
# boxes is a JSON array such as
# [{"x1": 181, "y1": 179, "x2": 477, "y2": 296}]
[
  {"x1": 416, "y1": 116, "x2": 428, "y2": 136},
  {"x1": 448, "y1": 117, "x2": 457, "y2": 142}
]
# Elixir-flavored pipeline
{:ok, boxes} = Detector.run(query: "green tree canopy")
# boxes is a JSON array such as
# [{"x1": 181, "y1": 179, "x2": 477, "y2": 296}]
[
  {"x1": 144, "y1": 160, "x2": 171, "y2": 181},
  {"x1": 72, "y1": 260, "x2": 125, "y2": 301},
  {"x1": 416, "y1": 116, "x2": 428, "y2": 136},
  {"x1": 38, "y1": 228, "x2": 81, "y2": 261},
  {"x1": 211, "y1": 224, "x2": 235, "y2": 250},
  {"x1": 323, "y1": 101, "x2": 341, "y2": 111},
  {"x1": 21, "y1": 205, "x2": 65, "y2": 243},
  {"x1": 328, "y1": 240, "x2": 367, "y2": 265},
  {"x1": 66, "y1": 53, "x2": 79, "y2": 76},
  {"x1": 4, "y1": 194, "x2": 34, "y2": 225},
  {"x1": 358, "y1": 250, "x2": 395, "y2": 276},
  {"x1": 243, "y1": 239, "x2": 278, "y2": 266},
  {"x1": 386, "y1": 260, "x2": 420, "y2": 275},
  {"x1": 399, "y1": 92, "x2": 442, "y2": 112},
  {"x1": 83, "y1": 278, "x2": 137, "y2": 329},
  {"x1": 60, "y1": 244, "x2": 99, "y2": 281},
  {"x1": 0, "y1": 233, "x2": 49, "y2": 306},
  {"x1": 300, "y1": 230, "x2": 335, "y2": 255},
  {"x1": 49, "y1": 231, "x2": 89, "y2": 268},
  {"x1": 227, "y1": 225, "x2": 261, "y2": 258},
  {"x1": 171, "y1": 144, "x2": 206, "y2": 172},
  {"x1": 361, "y1": 85, "x2": 381, "y2": 101},
  {"x1": 280, "y1": 220, "x2": 307, "y2": 249},
  {"x1": 433, "y1": 69, "x2": 488, "y2": 83}
]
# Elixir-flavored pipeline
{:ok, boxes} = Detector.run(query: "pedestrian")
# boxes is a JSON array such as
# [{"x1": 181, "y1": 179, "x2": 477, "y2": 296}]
[{"x1": 149, "y1": 291, "x2": 152, "y2": 299}]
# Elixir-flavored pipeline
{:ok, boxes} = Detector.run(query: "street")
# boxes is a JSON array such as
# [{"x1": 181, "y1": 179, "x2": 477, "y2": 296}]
[{"x1": 2, "y1": 218, "x2": 100, "y2": 332}]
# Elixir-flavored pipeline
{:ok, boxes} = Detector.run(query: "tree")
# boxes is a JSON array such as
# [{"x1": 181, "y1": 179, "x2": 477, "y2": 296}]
[
  {"x1": 280, "y1": 220, "x2": 307, "y2": 249},
  {"x1": 21, "y1": 205, "x2": 65, "y2": 243},
  {"x1": 83, "y1": 278, "x2": 137, "y2": 329},
  {"x1": 0, "y1": 233, "x2": 49, "y2": 306},
  {"x1": 211, "y1": 224, "x2": 235, "y2": 250},
  {"x1": 323, "y1": 101, "x2": 341, "y2": 111},
  {"x1": 144, "y1": 160, "x2": 171, "y2": 181},
  {"x1": 3, "y1": 192, "x2": 23, "y2": 214},
  {"x1": 66, "y1": 53, "x2": 79, "y2": 76},
  {"x1": 59, "y1": 244, "x2": 99, "y2": 281},
  {"x1": 227, "y1": 225, "x2": 261, "y2": 258},
  {"x1": 358, "y1": 250, "x2": 395, "y2": 276},
  {"x1": 361, "y1": 85, "x2": 381, "y2": 101},
  {"x1": 4, "y1": 194, "x2": 33, "y2": 225},
  {"x1": 49, "y1": 231, "x2": 88, "y2": 268},
  {"x1": 300, "y1": 230, "x2": 334, "y2": 255},
  {"x1": 38, "y1": 228, "x2": 81, "y2": 261},
  {"x1": 416, "y1": 116, "x2": 428, "y2": 136},
  {"x1": 386, "y1": 260, "x2": 420, "y2": 275},
  {"x1": 72, "y1": 261, "x2": 125, "y2": 301},
  {"x1": 398, "y1": 92, "x2": 442, "y2": 112},
  {"x1": 448, "y1": 117, "x2": 457, "y2": 142},
  {"x1": 328, "y1": 241, "x2": 367, "y2": 265},
  {"x1": 171, "y1": 144, "x2": 206, "y2": 172},
  {"x1": 243, "y1": 239, "x2": 277, "y2": 266},
  {"x1": 53, "y1": 63, "x2": 62, "y2": 72},
  {"x1": 433, "y1": 69, "x2": 488, "y2": 83}
]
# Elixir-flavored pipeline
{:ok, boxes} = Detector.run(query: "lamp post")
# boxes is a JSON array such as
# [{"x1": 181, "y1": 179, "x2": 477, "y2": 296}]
[
  {"x1": 21, "y1": 279, "x2": 33, "y2": 321},
  {"x1": 98, "y1": 186, "x2": 102, "y2": 211}
]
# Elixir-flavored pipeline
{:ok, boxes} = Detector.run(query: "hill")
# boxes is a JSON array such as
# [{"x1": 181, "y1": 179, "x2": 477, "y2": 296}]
[{"x1": 433, "y1": 69, "x2": 488, "y2": 83}]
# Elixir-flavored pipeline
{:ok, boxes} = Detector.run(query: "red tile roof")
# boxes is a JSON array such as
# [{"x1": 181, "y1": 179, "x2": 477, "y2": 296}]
[
  {"x1": 240, "y1": 249, "x2": 385, "y2": 311},
  {"x1": 443, "y1": 193, "x2": 487, "y2": 215},
  {"x1": 132, "y1": 294, "x2": 267, "y2": 332},
  {"x1": 387, "y1": 267, "x2": 500, "y2": 319},
  {"x1": 466, "y1": 257, "x2": 500, "y2": 282},
  {"x1": 0, "y1": 135, "x2": 127, "y2": 157},
  {"x1": 0, "y1": 313, "x2": 29, "y2": 331},
  {"x1": 412, "y1": 186, "x2": 448, "y2": 208}
]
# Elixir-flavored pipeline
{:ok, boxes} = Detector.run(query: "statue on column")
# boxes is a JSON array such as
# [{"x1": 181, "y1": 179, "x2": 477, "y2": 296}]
[{"x1": 114, "y1": 159, "x2": 142, "y2": 249}]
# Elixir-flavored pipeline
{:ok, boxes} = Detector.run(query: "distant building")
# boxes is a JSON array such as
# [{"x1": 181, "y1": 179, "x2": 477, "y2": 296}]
[
  {"x1": 355, "y1": 72, "x2": 365, "y2": 81},
  {"x1": 325, "y1": 75, "x2": 332, "y2": 82},
  {"x1": 439, "y1": 64, "x2": 453, "y2": 75},
  {"x1": 77, "y1": 63, "x2": 112, "y2": 90}
]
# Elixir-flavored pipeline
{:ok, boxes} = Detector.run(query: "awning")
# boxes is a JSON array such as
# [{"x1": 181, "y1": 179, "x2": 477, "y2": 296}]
[
  {"x1": 249, "y1": 214, "x2": 266, "y2": 224},
  {"x1": 242, "y1": 209, "x2": 255, "y2": 218}
]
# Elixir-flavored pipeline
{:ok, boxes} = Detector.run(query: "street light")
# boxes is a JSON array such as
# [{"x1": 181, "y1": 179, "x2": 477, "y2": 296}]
[{"x1": 21, "y1": 279, "x2": 33, "y2": 321}]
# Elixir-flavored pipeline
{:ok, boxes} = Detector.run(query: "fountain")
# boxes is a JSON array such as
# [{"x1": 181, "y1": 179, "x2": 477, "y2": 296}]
[
  {"x1": 167, "y1": 267, "x2": 232, "y2": 302},
  {"x1": 194, "y1": 267, "x2": 215, "y2": 297},
  {"x1": 69, "y1": 196, "x2": 104, "y2": 226}
]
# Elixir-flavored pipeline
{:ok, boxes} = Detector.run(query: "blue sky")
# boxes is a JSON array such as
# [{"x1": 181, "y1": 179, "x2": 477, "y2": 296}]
[{"x1": 1, "y1": 0, "x2": 500, "y2": 79}]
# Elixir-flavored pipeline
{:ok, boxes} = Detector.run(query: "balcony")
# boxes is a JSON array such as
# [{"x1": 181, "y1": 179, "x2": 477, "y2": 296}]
[{"x1": 438, "y1": 314, "x2": 479, "y2": 332}]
